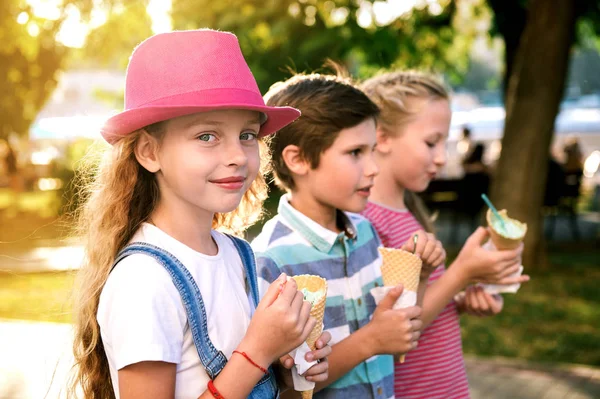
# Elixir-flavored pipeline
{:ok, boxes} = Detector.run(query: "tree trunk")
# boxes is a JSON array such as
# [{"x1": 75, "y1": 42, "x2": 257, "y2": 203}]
[
  {"x1": 491, "y1": 0, "x2": 577, "y2": 269},
  {"x1": 487, "y1": 0, "x2": 527, "y2": 99}
]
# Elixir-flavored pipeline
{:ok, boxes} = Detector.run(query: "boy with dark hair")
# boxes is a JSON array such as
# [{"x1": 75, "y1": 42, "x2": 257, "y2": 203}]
[{"x1": 252, "y1": 74, "x2": 423, "y2": 398}]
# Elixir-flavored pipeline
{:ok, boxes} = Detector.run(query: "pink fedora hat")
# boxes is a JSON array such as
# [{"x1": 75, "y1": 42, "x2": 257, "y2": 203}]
[{"x1": 101, "y1": 29, "x2": 300, "y2": 144}]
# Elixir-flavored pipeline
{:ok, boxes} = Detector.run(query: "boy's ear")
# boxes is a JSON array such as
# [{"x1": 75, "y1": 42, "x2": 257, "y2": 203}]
[
  {"x1": 134, "y1": 131, "x2": 161, "y2": 173},
  {"x1": 281, "y1": 145, "x2": 310, "y2": 176},
  {"x1": 375, "y1": 128, "x2": 393, "y2": 155}
]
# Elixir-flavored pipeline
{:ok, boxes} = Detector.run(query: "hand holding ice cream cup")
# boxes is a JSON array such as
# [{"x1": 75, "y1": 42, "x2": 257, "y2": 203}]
[
  {"x1": 480, "y1": 195, "x2": 528, "y2": 294},
  {"x1": 287, "y1": 275, "x2": 328, "y2": 399},
  {"x1": 370, "y1": 247, "x2": 423, "y2": 362}
]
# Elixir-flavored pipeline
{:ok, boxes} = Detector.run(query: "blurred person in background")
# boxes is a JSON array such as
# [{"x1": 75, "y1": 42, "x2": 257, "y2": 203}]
[{"x1": 1, "y1": 139, "x2": 24, "y2": 215}]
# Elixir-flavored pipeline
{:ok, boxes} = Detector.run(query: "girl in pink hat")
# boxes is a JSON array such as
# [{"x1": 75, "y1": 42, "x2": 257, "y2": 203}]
[{"x1": 70, "y1": 29, "x2": 331, "y2": 399}]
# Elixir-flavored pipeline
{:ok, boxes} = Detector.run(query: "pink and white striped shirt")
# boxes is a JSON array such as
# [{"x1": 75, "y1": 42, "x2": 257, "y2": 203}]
[{"x1": 362, "y1": 201, "x2": 470, "y2": 399}]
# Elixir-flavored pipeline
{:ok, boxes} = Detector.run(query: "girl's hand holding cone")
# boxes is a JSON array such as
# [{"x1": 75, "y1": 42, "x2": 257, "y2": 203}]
[
  {"x1": 453, "y1": 227, "x2": 530, "y2": 285},
  {"x1": 401, "y1": 230, "x2": 446, "y2": 279},
  {"x1": 239, "y1": 273, "x2": 317, "y2": 367}
]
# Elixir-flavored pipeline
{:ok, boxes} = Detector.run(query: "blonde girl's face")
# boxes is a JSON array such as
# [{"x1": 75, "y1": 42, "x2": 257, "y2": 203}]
[
  {"x1": 153, "y1": 109, "x2": 262, "y2": 216},
  {"x1": 384, "y1": 98, "x2": 451, "y2": 193}
]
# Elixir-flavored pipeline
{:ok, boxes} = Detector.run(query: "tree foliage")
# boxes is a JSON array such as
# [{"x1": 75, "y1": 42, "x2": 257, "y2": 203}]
[{"x1": 171, "y1": 0, "x2": 472, "y2": 92}]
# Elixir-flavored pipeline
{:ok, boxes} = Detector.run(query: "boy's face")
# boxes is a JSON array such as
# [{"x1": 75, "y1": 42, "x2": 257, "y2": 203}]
[{"x1": 303, "y1": 118, "x2": 379, "y2": 213}]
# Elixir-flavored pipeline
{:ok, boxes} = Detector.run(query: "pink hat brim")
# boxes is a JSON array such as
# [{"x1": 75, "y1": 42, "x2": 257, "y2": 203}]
[{"x1": 101, "y1": 89, "x2": 300, "y2": 144}]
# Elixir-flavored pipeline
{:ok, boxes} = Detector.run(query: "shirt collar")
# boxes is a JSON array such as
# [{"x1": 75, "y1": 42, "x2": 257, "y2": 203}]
[{"x1": 278, "y1": 194, "x2": 358, "y2": 253}]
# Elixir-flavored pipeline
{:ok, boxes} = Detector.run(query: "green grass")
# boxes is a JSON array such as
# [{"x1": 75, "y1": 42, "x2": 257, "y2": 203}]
[
  {"x1": 0, "y1": 271, "x2": 75, "y2": 323},
  {"x1": 460, "y1": 249, "x2": 600, "y2": 366}
]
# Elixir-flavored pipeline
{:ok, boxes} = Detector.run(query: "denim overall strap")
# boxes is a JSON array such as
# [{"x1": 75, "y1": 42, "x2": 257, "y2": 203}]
[
  {"x1": 225, "y1": 234, "x2": 260, "y2": 308},
  {"x1": 112, "y1": 242, "x2": 228, "y2": 379}
]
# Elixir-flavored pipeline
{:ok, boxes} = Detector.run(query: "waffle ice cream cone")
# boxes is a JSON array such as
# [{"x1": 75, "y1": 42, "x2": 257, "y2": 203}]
[
  {"x1": 291, "y1": 275, "x2": 327, "y2": 399},
  {"x1": 378, "y1": 248, "x2": 423, "y2": 362},
  {"x1": 379, "y1": 248, "x2": 423, "y2": 291},
  {"x1": 486, "y1": 209, "x2": 527, "y2": 250}
]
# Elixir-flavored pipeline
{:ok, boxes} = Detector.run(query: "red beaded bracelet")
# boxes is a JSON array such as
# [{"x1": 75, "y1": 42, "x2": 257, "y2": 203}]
[
  {"x1": 232, "y1": 350, "x2": 268, "y2": 374},
  {"x1": 207, "y1": 380, "x2": 224, "y2": 398}
]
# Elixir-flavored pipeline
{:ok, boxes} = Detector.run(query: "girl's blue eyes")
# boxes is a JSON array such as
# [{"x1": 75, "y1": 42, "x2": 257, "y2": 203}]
[
  {"x1": 196, "y1": 132, "x2": 258, "y2": 142},
  {"x1": 240, "y1": 132, "x2": 258, "y2": 141},
  {"x1": 198, "y1": 133, "x2": 216, "y2": 142}
]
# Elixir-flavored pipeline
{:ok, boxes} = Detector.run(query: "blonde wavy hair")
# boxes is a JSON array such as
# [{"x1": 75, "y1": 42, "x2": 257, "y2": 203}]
[
  {"x1": 68, "y1": 122, "x2": 270, "y2": 398},
  {"x1": 360, "y1": 71, "x2": 450, "y2": 233}
]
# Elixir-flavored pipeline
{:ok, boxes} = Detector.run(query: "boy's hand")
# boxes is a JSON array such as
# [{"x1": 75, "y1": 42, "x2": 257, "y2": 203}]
[
  {"x1": 453, "y1": 227, "x2": 529, "y2": 285},
  {"x1": 455, "y1": 286, "x2": 504, "y2": 317},
  {"x1": 365, "y1": 285, "x2": 423, "y2": 356},
  {"x1": 279, "y1": 331, "x2": 332, "y2": 383},
  {"x1": 401, "y1": 230, "x2": 446, "y2": 278}
]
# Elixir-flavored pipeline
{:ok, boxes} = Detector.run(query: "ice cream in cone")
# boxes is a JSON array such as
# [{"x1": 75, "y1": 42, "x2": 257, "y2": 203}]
[
  {"x1": 291, "y1": 275, "x2": 327, "y2": 399},
  {"x1": 486, "y1": 209, "x2": 527, "y2": 250},
  {"x1": 378, "y1": 248, "x2": 422, "y2": 362}
]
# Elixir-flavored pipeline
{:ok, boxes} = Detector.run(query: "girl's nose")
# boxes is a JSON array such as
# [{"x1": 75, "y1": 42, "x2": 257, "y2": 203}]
[{"x1": 226, "y1": 141, "x2": 248, "y2": 167}]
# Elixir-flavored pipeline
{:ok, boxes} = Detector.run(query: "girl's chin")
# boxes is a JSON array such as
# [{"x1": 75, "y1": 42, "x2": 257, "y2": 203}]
[{"x1": 407, "y1": 179, "x2": 431, "y2": 193}]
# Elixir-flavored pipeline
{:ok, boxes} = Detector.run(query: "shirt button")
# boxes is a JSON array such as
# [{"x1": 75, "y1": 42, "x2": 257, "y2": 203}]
[
  {"x1": 377, "y1": 387, "x2": 383, "y2": 395},
  {"x1": 357, "y1": 298, "x2": 362, "y2": 306},
  {"x1": 374, "y1": 282, "x2": 379, "y2": 287}
]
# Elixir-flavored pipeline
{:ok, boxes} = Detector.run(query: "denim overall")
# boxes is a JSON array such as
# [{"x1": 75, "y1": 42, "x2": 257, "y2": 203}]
[{"x1": 112, "y1": 235, "x2": 279, "y2": 398}]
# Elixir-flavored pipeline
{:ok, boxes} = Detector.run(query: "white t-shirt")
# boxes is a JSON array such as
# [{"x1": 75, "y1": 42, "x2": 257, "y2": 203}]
[{"x1": 97, "y1": 223, "x2": 253, "y2": 399}]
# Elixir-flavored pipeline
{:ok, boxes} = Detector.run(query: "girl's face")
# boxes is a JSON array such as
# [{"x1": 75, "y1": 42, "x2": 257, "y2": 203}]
[
  {"x1": 382, "y1": 98, "x2": 451, "y2": 193},
  {"x1": 151, "y1": 109, "x2": 262, "y2": 217}
]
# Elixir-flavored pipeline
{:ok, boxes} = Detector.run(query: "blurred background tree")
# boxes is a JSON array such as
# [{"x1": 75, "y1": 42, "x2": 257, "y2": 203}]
[
  {"x1": 171, "y1": 0, "x2": 479, "y2": 91},
  {"x1": 488, "y1": 0, "x2": 600, "y2": 267},
  {"x1": 0, "y1": 0, "x2": 88, "y2": 140}
]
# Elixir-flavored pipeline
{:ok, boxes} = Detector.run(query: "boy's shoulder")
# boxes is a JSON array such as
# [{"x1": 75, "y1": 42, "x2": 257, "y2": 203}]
[{"x1": 251, "y1": 213, "x2": 300, "y2": 254}]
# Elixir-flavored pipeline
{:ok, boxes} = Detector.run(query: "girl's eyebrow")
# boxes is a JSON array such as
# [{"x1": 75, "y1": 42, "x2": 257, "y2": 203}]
[{"x1": 185, "y1": 118, "x2": 262, "y2": 128}]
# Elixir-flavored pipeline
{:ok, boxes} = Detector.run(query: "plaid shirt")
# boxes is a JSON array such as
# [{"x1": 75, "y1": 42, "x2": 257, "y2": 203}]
[{"x1": 252, "y1": 195, "x2": 394, "y2": 399}]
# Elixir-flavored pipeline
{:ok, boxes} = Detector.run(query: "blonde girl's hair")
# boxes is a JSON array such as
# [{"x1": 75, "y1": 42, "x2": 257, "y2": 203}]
[
  {"x1": 360, "y1": 70, "x2": 450, "y2": 233},
  {"x1": 68, "y1": 123, "x2": 270, "y2": 398}
]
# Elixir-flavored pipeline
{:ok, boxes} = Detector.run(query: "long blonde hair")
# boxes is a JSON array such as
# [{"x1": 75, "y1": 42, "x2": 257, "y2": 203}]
[
  {"x1": 360, "y1": 71, "x2": 450, "y2": 233},
  {"x1": 69, "y1": 123, "x2": 270, "y2": 398}
]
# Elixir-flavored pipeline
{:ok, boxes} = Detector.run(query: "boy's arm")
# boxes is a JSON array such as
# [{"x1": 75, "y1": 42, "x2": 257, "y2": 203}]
[{"x1": 314, "y1": 287, "x2": 422, "y2": 392}]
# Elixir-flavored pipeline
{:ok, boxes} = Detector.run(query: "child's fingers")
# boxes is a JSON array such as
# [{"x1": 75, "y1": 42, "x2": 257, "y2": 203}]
[
  {"x1": 304, "y1": 360, "x2": 329, "y2": 381},
  {"x1": 488, "y1": 293, "x2": 504, "y2": 314},
  {"x1": 429, "y1": 247, "x2": 445, "y2": 268},
  {"x1": 306, "y1": 344, "x2": 332, "y2": 362},
  {"x1": 300, "y1": 316, "x2": 317, "y2": 343},
  {"x1": 296, "y1": 300, "x2": 312, "y2": 334},
  {"x1": 493, "y1": 274, "x2": 530, "y2": 285},
  {"x1": 421, "y1": 238, "x2": 437, "y2": 263},
  {"x1": 495, "y1": 263, "x2": 522, "y2": 280},
  {"x1": 278, "y1": 277, "x2": 299, "y2": 306},
  {"x1": 258, "y1": 273, "x2": 288, "y2": 309},
  {"x1": 315, "y1": 331, "x2": 332, "y2": 348},
  {"x1": 475, "y1": 287, "x2": 490, "y2": 314},
  {"x1": 290, "y1": 290, "x2": 305, "y2": 314},
  {"x1": 279, "y1": 354, "x2": 295, "y2": 369}
]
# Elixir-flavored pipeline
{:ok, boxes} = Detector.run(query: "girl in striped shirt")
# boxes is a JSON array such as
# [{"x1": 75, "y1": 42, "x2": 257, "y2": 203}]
[{"x1": 360, "y1": 71, "x2": 529, "y2": 399}]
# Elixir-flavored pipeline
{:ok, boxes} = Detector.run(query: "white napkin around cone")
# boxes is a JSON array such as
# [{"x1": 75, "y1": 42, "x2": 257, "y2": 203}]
[
  {"x1": 289, "y1": 334, "x2": 320, "y2": 391},
  {"x1": 480, "y1": 240, "x2": 524, "y2": 294},
  {"x1": 370, "y1": 287, "x2": 417, "y2": 310}
]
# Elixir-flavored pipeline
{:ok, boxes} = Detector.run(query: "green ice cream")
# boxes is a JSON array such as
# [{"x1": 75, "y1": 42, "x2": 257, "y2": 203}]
[
  {"x1": 491, "y1": 217, "x2": 525, "y2": 239},
  {"x1": 301, "y1": 288, "x2": 326, "y2": 305}
]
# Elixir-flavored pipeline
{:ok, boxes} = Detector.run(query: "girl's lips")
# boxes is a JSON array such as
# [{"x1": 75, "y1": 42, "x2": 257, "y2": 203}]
[{"x1": 210, "y1": 176, "x2": 246, "y2": 190}]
